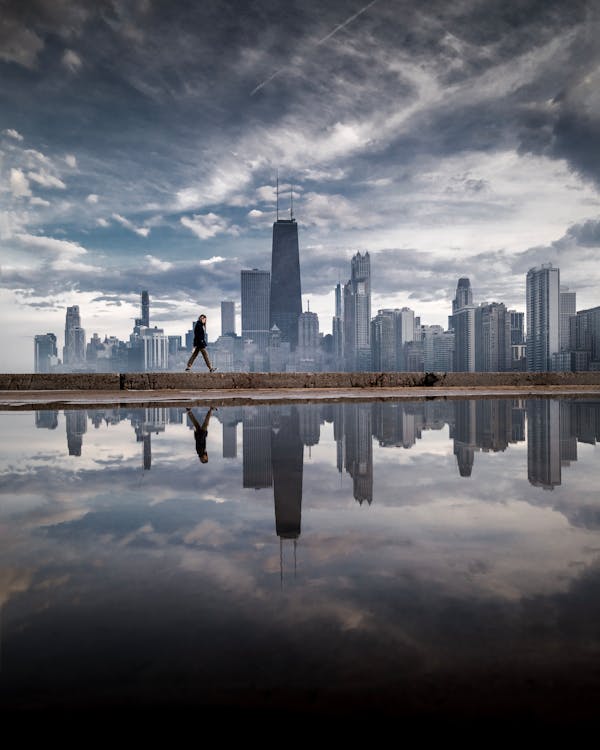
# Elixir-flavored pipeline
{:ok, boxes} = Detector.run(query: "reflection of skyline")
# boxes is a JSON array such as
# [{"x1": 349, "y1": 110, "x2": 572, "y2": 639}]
[{"x1": 39, "y1": 399, "x2": 600, "y2": 500}]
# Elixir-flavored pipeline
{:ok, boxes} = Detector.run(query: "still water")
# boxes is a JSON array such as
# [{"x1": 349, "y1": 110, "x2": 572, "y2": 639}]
[{"x1": 1, "y1": 398, "x2": 600, "y2": 726}]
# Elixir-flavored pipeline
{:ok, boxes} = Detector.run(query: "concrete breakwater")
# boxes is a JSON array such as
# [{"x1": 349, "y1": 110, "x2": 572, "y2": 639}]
[{"x1": 1, "y1": 371, "x2": 600, "y2": 391}]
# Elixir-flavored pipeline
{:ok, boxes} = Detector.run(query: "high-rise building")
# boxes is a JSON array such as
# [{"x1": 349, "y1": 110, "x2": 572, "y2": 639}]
[
  {"x1": 526, "y1": 263, "x2": 560, "y2": 372},
  {"x1": 332, "y1": 282, "x2": 344, "y2": 368},
  {"x1": 297, "y1": 309, "x2": 319, "y2": 366},
  {"x1": 423, "y1": 326, "x2": 454, "y2": 371},
  {"x1": 474, "y1": 302, "x2": 511, "y2": 372},
  {"x1": 141, "y1": 290, "x2": 150, "y2": 327},
  {"x1": 559, "y1": 287, "x2": 576, "y2": 351},
  {"x1": 63, "y1": 305, "x2": 85, "y2": 366},
  {"x1": 343, "y1": 252, "x2": 371, "y2": 371},
  {"x1": 221, "y1": 300, "x2": 236, "y2": 336},
  {"x1": 371, "y1": 310, "x2": 396, "y2": 371},
  {"x1": 452, "y1": 305, "x2": 476, "y2": 372},
  {"x1": 241, "y1": 269, "x2": 271, "y2": 357},
  {"x1": 270, "y1": 212, "x2": 302, "y2": 349},
  {"x1": 452, "y1": 277, "x2": 473, "y2": 313},
  {"x1": 34, "y1": 333, "x2": 57, "y2": 372},
  {"x1": 510, "y1": 311, "x2": 525, "y2": 344},
  {"x1": 572, "y1": 305, "x2": 600, "y2": 368},
  {"x1": 140, "y1": 327, "x2": 170, "y2": 370},
  {"x1": 396, "y1": 307, "x2": 414, "y2": 370}
]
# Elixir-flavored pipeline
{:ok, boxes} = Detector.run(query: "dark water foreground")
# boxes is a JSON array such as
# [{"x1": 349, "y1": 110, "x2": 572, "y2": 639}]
[{"x1": 1, "y1": 398, "x2": 599, "y2": 732}]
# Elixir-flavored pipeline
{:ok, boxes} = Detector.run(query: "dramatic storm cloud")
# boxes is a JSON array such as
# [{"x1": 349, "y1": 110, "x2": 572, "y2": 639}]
[{"x1": 1, "y1": 0, "x2": 599, "y2": 369}]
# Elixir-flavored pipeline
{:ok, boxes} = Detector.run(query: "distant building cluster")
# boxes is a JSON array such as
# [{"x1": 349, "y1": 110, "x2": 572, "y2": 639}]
[
  {"x1": 34, "y1": 210, "x2": 599, "y2": 374},
  {"x1": 35, "y1": 399, "x2": 600, "y2": 502}
]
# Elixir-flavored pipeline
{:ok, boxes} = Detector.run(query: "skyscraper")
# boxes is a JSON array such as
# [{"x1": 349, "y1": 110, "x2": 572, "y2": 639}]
[
  {"x1": 34, "y1": 333, "x2": 57, "y2": 372},
  {"x1": 559, "y1": 287, "x2": 576, "y2": 351},
  {"x1": 270, "y1": 211, "x2": 302, "y2": 350},
  {"x1": 474, "y1": 302, "x2": 511, "y2": 372},
  {"x1": 332, "y1": 282, "x2": 344, "y2": 368},
  {"x1": 452, "y1": 277, "x2": 473, "y2": 313},
  {"x1": 526, "y1": 263, "x2": 560, "y2": 372},
  {"x1": 221, "y1": 300, "x2": 235, "y2": 336},
  {"x1": 141, "y1": 290, "x2": 150, "y2": 327},
  {"x1": 241, "y1": 269, "x2": 271, "y2": 363},
  {"x1": 452, "y1": 305, "x2": 476, "y2": 372},
  {"x1": 63, "y1": 305, "x2": 85, "y2": 366},
  {"x1": 343, "y1": 252, "x2": 371, "y2": 371}
]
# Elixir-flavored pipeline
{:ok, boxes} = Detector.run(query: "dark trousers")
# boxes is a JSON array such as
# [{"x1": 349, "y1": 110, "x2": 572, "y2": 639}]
[{"x1": 187, "y1": 346, "x2": 213, "y2": 370}]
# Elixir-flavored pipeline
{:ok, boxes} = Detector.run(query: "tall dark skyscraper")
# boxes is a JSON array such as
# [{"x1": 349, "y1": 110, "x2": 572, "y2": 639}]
[
  {"x1": 141, "y1": 290, "x2": 150, "y2": 327},
  {"x1": 270, "y1": 211, "x2": 302, "y2": 350}
]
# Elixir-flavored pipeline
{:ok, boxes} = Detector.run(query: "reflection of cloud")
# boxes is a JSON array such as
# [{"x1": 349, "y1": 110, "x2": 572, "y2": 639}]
[
  {"x1": 183, "y1": 519, "x2": 234, "y2": 547},
  {"x1": 0, "y1": 567, "x2": 34, "y2": 607}
]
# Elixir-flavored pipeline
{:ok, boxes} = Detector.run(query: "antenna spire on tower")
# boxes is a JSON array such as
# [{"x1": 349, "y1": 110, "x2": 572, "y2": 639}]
[
  {"x1": 290, "y1": 178, "x2": 294, "y2": 220},
  {"x1": 276, "y1": 169, "x2": 279, "y2": 221}
]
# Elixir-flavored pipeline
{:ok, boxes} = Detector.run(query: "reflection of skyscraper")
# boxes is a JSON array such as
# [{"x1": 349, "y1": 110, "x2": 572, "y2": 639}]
[
  {"x1": 270, "y1": 213, "x2": 302, "y2": 350},
  {"x1": 142, "y1": 434, "x2": 151, "y2": 470},
  {"x1": 452, "y1": 400, "x2": 476, "y2": 476},
  {"x1": 242, "y1": 406, "x2": 272, "y2": 488},
  {"x1": 527, "y1": 399, "x2": 561, "y2": 489},
  {"x1": 298, "y1": 404, "x2": 320, "y2": 447},
  {"x1": 272, "y1": 406, "x2": 303, "y2": 539},
  {"x1": 65, "y1": 410, "x2": 87, "y2": 456},
  {"x1": 35, "y1": 410, "x2": 58, "y2": 429},
  {"x1": 344, "y1": 402, "x2": 373, "y2": 504},
  {"x1": 222, "y1": 419, "x2": 237, "y2": 459},
  {"x1": 526, "y1": 264, "x2": 560, "y2": 372}
]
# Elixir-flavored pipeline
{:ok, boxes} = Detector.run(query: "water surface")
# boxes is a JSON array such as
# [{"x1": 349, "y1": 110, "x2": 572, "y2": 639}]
[{"x1": 1, "y1": 398, "x2": 599, "y2": 728}]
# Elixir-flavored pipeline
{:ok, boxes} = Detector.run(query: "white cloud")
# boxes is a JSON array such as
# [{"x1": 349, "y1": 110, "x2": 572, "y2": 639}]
[
  {"x1": 15, "y1": 234, "x2": 93, "y2": 272},
  {"x1": 65, "y1": 154, "x2": 77, "y2": 168},
  {"x1": 3, "y1": 128, "x2": 23, "y2": 141},
  {"x1": 9, "y1": 168, "x2": 31, "y2": 198},
  {"x1": 199, "y1": 256, "x2": 227, "y2": 266},
  {"x1": 181, "y1": 212, "x2": 237, "y2": 239},
  {"x1": 97, "y1": 217, "x2": 109, "y2": 227},
  {"x1": 27, "y1": 170, "x2": 66, "y2": 189},
  {"x1": 247, "y1": 209, "x2": 264, "y2": 219},
  {"x1": 15, "y1": 233, "x2": 88, "y2": 260},
  {"x1": 62, "y1": 49, "x2": 83, "y2": 73},
  {"x1": 86, "y1": 194, "x2": 99, "y2": 203},
  {"x1": 29, "y1": 196, "x2": 51, "y2": 207},
  {"x1": 112, "y1": 213, "x2": 150, "y2": 237},
  {"x1": 145, "y1": 254, "x2": 173, "y2": 271}
]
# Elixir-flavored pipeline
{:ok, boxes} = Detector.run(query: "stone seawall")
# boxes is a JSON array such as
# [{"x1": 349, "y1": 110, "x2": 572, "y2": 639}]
[{"x1": 1, "y1": 371, "x2": 600, "y2": 391}]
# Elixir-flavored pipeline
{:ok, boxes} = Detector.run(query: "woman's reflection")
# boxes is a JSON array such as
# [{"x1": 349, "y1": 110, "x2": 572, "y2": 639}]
[{"x1": 186, "y1": 407, "x2": 214, "y2": 464}]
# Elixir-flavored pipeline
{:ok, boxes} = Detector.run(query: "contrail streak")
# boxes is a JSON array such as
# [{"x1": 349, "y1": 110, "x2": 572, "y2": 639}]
[{"x1": 250, "y1": 0, "x2": 379, "y2": 96}]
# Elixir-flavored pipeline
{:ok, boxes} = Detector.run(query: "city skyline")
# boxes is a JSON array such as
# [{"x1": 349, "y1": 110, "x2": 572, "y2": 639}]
[{"x1": 2, "y1": 1, "x2": 600, "y2": 371}]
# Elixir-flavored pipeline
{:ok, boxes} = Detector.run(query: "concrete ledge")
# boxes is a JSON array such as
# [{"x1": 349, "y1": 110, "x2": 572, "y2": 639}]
[
  {"x1": 0, "y1": 373, "x2": 121, "y2": 390},
  {"x1": 2, "y1": 371, "x2": 600, "y2": 391}
]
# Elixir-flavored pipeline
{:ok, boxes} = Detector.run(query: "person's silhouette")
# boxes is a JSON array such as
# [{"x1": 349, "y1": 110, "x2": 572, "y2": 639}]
[{"x1": 186, "y1": 407, "x2": 214, "y2": 463}]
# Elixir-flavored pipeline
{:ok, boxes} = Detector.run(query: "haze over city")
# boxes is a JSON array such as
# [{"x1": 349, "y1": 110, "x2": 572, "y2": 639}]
[{"x1": 2, "y1": 0, "x2": 600, "y2": 371}]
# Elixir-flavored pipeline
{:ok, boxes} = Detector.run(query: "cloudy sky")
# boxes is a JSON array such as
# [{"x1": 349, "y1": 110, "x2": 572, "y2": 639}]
[{"x1": 1, "y1": 0, "x2": 600, "y2": 371}]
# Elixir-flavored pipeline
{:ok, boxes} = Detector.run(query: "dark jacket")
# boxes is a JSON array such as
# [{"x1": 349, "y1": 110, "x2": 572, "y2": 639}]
[{"x1": 193, "y1": 320, "x2": 207, "y2": 348}]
